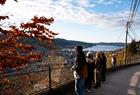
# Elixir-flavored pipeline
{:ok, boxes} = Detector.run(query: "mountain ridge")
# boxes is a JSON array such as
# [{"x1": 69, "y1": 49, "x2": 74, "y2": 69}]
[
  {"x1": 0, "y1": 34, "x2": 125, "y2": 49},
  {"x1": 54, "y1": 38, "x2": 125, "y2": 49}
]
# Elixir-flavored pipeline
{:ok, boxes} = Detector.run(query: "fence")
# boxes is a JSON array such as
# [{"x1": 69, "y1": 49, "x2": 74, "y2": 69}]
[
  {"x1": 0, "y1": 55, "x2": 140, "y2": 95},
  {"x1": 0, "y1": 63, "x2": 73, "y2": 95}
]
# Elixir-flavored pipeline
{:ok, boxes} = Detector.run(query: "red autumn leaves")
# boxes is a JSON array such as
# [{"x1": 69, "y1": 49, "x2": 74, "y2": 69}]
[
  {"x1": 0, "y1": 1, "x2": 58, "y2": 70},
  {"x1": 20, "y1": 16, "x2": 58, "y2": 41},
  {"x1": 0, "y1": 0, "x2": 17, "y2": 5}
]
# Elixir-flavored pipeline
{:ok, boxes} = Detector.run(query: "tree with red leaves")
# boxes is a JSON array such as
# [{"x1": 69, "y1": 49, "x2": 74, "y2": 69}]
[
  {"x1": 0, "y1": 0, "x2": 17, "y2": 5},
  {"x1": 0, "y1": 0, "x2": 58, "y2": 71}
]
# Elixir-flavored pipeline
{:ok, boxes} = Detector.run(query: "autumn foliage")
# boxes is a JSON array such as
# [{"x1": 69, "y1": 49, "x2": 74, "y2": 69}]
[
  {"x1": 0, "y1": 1, "x2": 58, "y2": 71},
  {"x1": 0, "y1": 0, "x2": 17, "y2": 5}
]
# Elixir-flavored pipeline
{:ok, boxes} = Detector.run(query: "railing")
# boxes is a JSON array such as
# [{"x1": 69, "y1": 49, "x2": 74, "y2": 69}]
[
  {"x1": 127, "y1": 55, "x2": 140, "y2": 64},
  {"x1": 0, "y1": 55, "x2": 140, "y2": 95},
  {"x1": 0, "y1": 63, "x2": 73, "y2": 95}
]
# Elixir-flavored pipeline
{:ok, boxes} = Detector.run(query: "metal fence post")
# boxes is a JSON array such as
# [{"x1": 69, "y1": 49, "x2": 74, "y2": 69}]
[{"x1": 48, "y1": 64, "x2": 52, "y2": 90}]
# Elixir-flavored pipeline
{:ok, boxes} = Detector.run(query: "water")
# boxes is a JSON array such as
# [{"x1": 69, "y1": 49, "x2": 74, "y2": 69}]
[{"x1": 84, "y1": 45, "x2": 124, "y2": 51}]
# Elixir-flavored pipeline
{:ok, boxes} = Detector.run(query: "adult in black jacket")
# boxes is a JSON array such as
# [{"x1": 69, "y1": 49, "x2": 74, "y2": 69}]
[
  {"x1": 71, "y1": 46, "x2": 87, "y2": 95},
  {"x1": 84, "y1": 52, "x2": 95, "y2": 92},
  {"x1": 94, "y1": 52, "x2": 102, "y2": 88},
  {"x1": 100, "y1": 52, "x2": 107, "y2": 81}
]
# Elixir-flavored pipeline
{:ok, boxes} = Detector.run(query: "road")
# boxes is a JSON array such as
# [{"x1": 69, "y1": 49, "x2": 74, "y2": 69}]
[{"x1": 85, "y1": 64, "x2": 140, "y2": 95}]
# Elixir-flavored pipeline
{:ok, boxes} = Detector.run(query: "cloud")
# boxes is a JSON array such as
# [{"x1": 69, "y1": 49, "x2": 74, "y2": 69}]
[
  {"x1": 76, "y1": 0, "x2": 96, "y2": 7},
  {"x1": 96, "y1": 0, "x2": 122, "y2": 5},
  {"x1": 0, "y1": 0, "x2": 140, "y2": 31}
]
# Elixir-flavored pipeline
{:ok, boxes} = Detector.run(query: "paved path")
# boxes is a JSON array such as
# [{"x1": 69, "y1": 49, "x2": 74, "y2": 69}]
[{"x1": 85, "y1": 65, "x2": 140, "y2": 95}]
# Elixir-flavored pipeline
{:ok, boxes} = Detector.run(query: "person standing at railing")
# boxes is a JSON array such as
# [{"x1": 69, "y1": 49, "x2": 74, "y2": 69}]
[
  {"x1": 94, "y1": 52, "x2": 102, "y2": 88},
  {"x1": 100, "y1": 52, "x2": 107, "y2": 81},
  {"x1": 71, "y1": 45, "x2": 87, "y2": 95},
  {"x1": 111, "y1": 54, "x2": 116, "y2": 72},
  {"x1": 84, "y1": 51, "x2": 95, "y2": 92}
]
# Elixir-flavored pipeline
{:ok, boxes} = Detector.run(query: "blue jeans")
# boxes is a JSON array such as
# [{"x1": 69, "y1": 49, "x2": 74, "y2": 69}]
[{"x1": 75, "y1": 78, "x2": 84, "y2": 95}]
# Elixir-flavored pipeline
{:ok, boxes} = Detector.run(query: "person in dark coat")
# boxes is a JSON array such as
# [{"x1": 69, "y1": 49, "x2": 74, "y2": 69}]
[
  {"x1": 71, "y1": 45, "x2": 87, "y2": 95},
  {"x1": 84, "y1": 52, "x2": 95, "y2": 92},
  {"x1": 100, "y1": 52, "x2": 107, "y2": 81},
  {"x1": 94, "y1": 52, "x2": 102, "y2": 88},
  {"x1": 111, "y1": 54, "x2": 116, "y2": 72}
]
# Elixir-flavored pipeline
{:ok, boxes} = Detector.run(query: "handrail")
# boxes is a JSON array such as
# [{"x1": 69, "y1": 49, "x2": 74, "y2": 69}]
[
  {"x1": 0, "y1": 64, "x2": 74, "y2": 95},
  {"x1": 0, "y1": 55, "x2": 140, "y2": 95},
  {"x1": 0, "y1": 68, "x2": 49, "y2": 78}
]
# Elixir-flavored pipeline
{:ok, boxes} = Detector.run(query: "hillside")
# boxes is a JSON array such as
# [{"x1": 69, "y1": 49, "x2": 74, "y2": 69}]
[
  {"x1": 54, "y1": 38, "x2": 125, "y2": 49},
  {"x1": 0, "y1": 33, "x2": 125, "y2": 50},
  {"x1": 54, "y1": 38, "x2": 95, "y2": 49},
  {"x1": 97, "y1": 42, "x2": 125, "y2": 46},
  {"x1": 18, "y1": 37, "x2": 96, "y2": 50}
]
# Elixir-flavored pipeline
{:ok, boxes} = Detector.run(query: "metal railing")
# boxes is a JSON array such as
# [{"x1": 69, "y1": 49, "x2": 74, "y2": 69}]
[
  {"x1": 0, "y1": 63, "x2": 73, "y2": 95},
  {"x1": 0, "y1": 55, "x2": 140, "y2": 95}
]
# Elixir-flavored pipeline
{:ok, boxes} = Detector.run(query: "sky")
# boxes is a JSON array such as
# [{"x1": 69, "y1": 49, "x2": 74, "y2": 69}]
[{"x1": 0, "y1": 0, "x2": 140, "y2": 43}]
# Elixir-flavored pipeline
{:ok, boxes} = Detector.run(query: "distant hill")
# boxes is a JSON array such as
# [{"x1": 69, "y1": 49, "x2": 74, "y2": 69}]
[
  {"x1": 54, "y1": 38, "x2": 125, "y2": 49},
  {"x1": 54, "y1": 38, "x2": 95, "y2": 49},
  {"x1": 97, "y1": 42, "x2": 125, "y2": 47},
  {"x1": 0, "y1": 33, "x2": 125, "y2": 50}
]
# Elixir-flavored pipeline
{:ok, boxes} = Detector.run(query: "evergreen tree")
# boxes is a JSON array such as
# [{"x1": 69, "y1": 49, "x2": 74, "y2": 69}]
[{"x1": 128, "y1": 40, "x2": 137, "y2": 54}]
